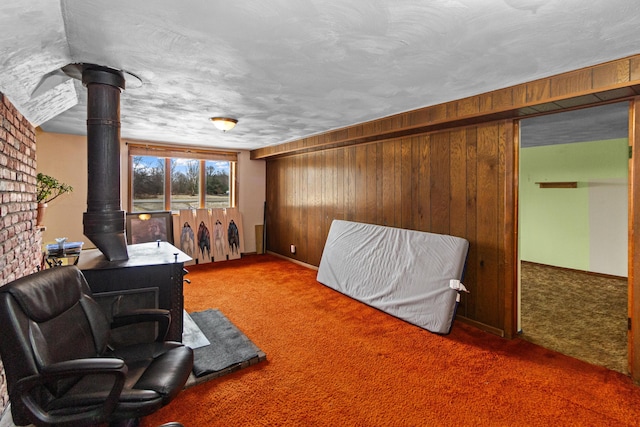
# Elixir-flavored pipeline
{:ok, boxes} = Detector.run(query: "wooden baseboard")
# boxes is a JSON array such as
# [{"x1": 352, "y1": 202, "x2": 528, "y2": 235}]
[
  {"x1": 455, "y1": 315, "x2": 505, "y2": 338},
  {"x1": 266, "y1": 251, "x2": 319, "y2": 271}
]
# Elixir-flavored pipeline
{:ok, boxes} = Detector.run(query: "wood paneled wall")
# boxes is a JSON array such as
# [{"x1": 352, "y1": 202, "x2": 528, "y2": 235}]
[{"x1": 266, "y1": 120, "x2": 515, "y2": 335}]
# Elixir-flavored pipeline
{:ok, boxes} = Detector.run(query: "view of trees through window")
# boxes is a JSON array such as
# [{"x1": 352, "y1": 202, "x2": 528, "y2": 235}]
[
  {"x1": 132, "y1": 156, "x2": 165, "y2": 211},
  {"x1": 132, "y1": 155, "x2": 231, "y2": 212},
  {"x1": 204, "y1": 160, "x2": 231, "y2": 208},
  {"x1": 170, "y1": 158, "x2": 199, "y2": 210}
]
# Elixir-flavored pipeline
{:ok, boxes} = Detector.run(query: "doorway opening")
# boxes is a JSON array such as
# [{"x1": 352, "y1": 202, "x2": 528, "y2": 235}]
[{"x1": 517, "y1": 102, "x2": 629, "y2": 374}]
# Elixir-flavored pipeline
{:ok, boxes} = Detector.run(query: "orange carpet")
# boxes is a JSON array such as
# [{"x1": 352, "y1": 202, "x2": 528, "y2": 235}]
[{"x1": 142, "y1": 255, "x2": 640, "y2": 426}]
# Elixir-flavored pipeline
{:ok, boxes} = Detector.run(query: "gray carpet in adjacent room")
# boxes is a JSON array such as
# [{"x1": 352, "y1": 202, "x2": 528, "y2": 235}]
[{"x1": 184, "y1": 308, "x2": 266, "y2": 387}]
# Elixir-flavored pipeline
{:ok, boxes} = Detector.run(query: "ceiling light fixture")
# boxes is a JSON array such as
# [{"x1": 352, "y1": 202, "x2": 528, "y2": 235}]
[{"x1": 210, "y1": 117, "x2": 238, "y2": 132}]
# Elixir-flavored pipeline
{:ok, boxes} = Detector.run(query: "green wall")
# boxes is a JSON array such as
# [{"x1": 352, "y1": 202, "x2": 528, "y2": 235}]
[{"x1": 519, "y1": 138, "x2": 628, "y2": 273}]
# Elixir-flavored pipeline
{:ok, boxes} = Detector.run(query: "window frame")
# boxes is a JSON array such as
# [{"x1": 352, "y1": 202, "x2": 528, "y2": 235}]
[{"x1": 127, "y1": 142, "x2": 238, "y2": 213}]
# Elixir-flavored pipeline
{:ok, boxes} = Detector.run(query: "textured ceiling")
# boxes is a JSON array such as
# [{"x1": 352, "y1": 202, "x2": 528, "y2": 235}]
[
  {"x1": 520, "y1": 102, "x2": 628, "y2": 148},
  {"x1": 0, "y1": 0, "x2": 638, "y2": 151}
]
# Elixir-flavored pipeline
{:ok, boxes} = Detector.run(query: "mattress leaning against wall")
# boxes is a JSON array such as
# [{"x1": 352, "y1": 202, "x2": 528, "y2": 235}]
[{"x1": 317, "y1": 220, "x2": 470, "y2": 334}]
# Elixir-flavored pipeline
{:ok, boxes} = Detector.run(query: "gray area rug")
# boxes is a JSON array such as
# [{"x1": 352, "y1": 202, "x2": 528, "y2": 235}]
[{"x1": 184, "y1": 309, "x2": 266, "y2": 387}]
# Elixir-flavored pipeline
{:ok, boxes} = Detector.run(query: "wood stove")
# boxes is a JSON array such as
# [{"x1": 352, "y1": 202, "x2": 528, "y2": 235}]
[
  {"x1": 77, "y1": 241, "x2": 190, "y2": 342},
  {"x1": 62, "y1": 64, "x2": 190, "y2": 341}
]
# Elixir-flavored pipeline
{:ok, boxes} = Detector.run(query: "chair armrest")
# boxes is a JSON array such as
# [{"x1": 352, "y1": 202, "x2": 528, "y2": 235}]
[
  {"x1": 40, "y1": 357, "x2": 125, "y2": 375},
  {"x1": 15, "y1": 358, "x2": 126, "y2": 426},
  {"x1": 111, "y1": 308, "x2": 171, "y2": 342}
]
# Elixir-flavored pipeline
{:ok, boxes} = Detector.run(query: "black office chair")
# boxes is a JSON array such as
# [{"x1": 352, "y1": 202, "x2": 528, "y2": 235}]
[{"x1": 0, "y1": 266, "x2": 193, "y2": 427}]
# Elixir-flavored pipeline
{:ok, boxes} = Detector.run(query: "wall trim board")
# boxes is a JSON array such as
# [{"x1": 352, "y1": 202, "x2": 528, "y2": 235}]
[
  {"x1": 455, "y1": 316, "x2": 505, "y2": 338},
  {"x1": 266, "y1": 251, "x2": 319, "y2": 271},
  {"x1": 628, "y1": 97, "x2": 640, "y2": 381}
]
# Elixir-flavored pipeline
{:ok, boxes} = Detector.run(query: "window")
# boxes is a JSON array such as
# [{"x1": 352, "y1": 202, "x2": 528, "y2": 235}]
[
  {"x1": 205, "y1": 160, "x2": 231, "y2": 208},
  {"x1": 128, "y1": 144, "x2": 237, "y2": 213},
  {"x1": 170, "y1": 158, "x2": 200, "y2": 211},
  {"x1": 131, "y1": 155, "x2": 165, "y2": 211}
]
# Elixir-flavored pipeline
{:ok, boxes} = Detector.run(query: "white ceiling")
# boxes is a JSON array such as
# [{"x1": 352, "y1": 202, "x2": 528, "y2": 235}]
[{"x1": 1, "y1": 0, "x2": 638, "y2": 151}]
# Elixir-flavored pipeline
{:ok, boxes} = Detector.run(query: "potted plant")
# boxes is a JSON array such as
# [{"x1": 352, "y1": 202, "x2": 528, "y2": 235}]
[{"x1": 36, "y1": 173, "x2": 73, "y2": 226}]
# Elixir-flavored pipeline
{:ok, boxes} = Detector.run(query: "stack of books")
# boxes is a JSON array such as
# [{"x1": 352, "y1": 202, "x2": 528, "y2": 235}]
[{"x1": 45, "y1": 241, "x2": 84, "y2": 256}]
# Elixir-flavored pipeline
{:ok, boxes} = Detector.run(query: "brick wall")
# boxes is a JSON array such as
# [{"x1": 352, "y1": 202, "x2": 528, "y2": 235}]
[{"x1": 0, "y1": 93, "x2": 42, "y2": 416}]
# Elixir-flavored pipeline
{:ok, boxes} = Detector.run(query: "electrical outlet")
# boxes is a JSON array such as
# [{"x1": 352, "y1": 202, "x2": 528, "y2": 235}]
[{"x1": 290, "y1": 244, "x2": 296, "y2": 254}]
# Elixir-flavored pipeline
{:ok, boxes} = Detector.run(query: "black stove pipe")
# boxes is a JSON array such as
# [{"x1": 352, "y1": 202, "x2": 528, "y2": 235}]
[{"x1": 81, "y1": 65, "x2": 129, "y2": 261}]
